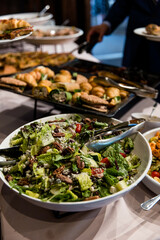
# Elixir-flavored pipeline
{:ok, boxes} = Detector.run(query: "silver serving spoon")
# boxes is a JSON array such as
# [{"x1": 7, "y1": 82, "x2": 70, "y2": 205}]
[
  {"x1": 38, "y1": 5, "x2": 50, "y2": 17},
  {"x1": 141, "y1": 194, "x2": 160, "y2": 210}
]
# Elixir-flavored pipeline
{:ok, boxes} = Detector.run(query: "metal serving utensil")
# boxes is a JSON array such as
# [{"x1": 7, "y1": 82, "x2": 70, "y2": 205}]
[
  {"x1": 148, "y1": 101, "x2": 158, "y2": 120},
  {"x1": 86, "y1": 120, "x2": 145, "y2": 151},
  {"x1": 94, "y1": 77, "x2": 158, "y2": 99},
  {"x1": 0, "y1": 156, "x2": 16, "y2": 166},
  {"x1": 38, "y1": 5, "x2": 50, "y2": 17},
  {"x1": 0, "y1": 145, "x2": 21, "y2": 167},
  {"x1": 0, "y1": 145, "x2": 22, "y2": 158},
  {"x1": 141, "y1": 194, "x2": 160, "y2": 211},
  {"x1": 79, "y1": 118, "x2": 145, "y2": 141},
  {"x1": 92, "y1": 119, "x2": 144, "y2": 136}
]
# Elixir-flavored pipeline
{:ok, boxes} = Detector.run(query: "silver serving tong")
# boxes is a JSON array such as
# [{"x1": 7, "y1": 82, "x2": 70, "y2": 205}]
[
  {"x1": 0, "y1": 145, "x2": 21, "y2": 157},
  {"x1": 92, "y1": 119, "x2": 144, "y2": 136},
  {"x1": 0, "y1": 145, "x2": 21, "y2": 167},
  {"x1": 79, "y1": 118, "x2": 144, "y2": 141},
  {"x1": 86, "y1": 119, "x2": 145, "y2": 151},
  {"x1": 94, "y1": 77, "x2": 158, "y2": 99}
]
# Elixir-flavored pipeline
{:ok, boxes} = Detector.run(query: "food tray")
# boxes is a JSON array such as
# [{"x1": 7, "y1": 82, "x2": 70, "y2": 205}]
[
  {"x1": 0, "y1": 52, "x2": 75, "y2": 77},
  {"x1": 0, "y1": 59, "x2": 158, "y2": 118},
  {"x1": 0, "y1": 64, "x2": 136, "y2": 118}
]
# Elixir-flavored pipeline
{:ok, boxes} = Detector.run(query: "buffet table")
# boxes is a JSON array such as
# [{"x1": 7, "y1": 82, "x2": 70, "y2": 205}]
[{"x1": 0, "y1": 41, "x2": 160, "y2": 240}]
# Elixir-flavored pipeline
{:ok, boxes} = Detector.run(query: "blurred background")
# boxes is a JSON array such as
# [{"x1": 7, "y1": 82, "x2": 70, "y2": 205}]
[{"x1": 0, "y1": 0, "x2": 127, "y2": 67}]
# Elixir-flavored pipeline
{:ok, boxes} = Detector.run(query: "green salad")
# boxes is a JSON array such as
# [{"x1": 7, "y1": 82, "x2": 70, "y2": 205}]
[{"x1": 2, "y1": 114, "x2": 141, "y2": 202}]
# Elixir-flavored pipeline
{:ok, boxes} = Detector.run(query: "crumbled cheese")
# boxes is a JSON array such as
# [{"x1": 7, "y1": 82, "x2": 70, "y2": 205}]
[{"x1": 110, "y1": 186, "x2": 117, "y2": 194}]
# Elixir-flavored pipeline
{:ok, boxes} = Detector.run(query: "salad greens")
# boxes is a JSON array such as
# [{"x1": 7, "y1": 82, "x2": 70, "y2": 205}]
[{"x1": 3, "y1": 114, "x2": 141, "y2": 202}]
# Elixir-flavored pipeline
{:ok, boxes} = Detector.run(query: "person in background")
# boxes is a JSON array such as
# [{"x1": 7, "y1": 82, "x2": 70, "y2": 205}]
[{"x1": 87, "y1": 0, "x2": 160, "y2": 75}]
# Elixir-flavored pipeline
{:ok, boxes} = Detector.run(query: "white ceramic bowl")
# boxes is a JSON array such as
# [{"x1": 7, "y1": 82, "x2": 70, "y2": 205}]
[
  {"x1": 0, "y1": 114, "x2": 152, "y2": 212},
  {"x1": 131, "y1": 113, "x2": 160, "y2": 133},
  {"x1": 143, "y1": 127, "x2": 160, "y2": 195},
  {"x1": 25, "y1": 25, "x2": 84, "y2": 45}
]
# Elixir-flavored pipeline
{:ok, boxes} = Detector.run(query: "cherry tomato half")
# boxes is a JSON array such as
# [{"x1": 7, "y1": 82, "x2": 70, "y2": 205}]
[
  {"x1": 91, "y1": 168, "x2": 104, "y2": 178},
  {"x1": 151, "y1": 171, "x2": 160, "y2": 178},
  {"x1": 76, "y1": 124, "x2": 82, "y2": 133},
  {"x1": 101, "y1": 157, "x2": 110, "y2": 167},
  {"x1": 120, "y1": 152, "x2": 126, "y2": 158}
]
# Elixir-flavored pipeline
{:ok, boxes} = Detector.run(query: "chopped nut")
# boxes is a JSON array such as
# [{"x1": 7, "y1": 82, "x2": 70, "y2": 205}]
[
  {"x1": 76, "y1": 156, "x2": 85, "y2": 169},
  {"x1": 53, "y1": 165, "x2": 65, "y2": 175},
  {"x1": 52, "y1": 132, "x2": 65, "y2": 137},
  {"x1": 84, "y1": 196, "x2": 100, "y2": 201},
  {"x1": 52, "y1": 142, "x2": 63, "y2": 151},
  {"x1": 62, "y1": 147, "x2": 74, "y2": 156},
  {"x1": 18, "y1": 178, "x2": 29, "y2": 186},
  {"x1": 57, "y1": 174, "x2": 73, "y2": 184}
]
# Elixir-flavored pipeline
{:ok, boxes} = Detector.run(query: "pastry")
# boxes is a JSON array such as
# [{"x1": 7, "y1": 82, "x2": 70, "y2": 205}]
[
  {"x1": 76, "y1": 74, "x2": 88, "y2": 84},
  {"x1": 0, "y1": 77, "x2": 27, "y2": 86},
  {"x1": 54, "y1": 74, "x2": 71, "y2": 83},
  {"x1": 59, "y1": 69, "x2": 72, "y2": 80},
  {"x1": 80, "y1": 92, "x2": 108, "y2": 105},
  {"x1": 145, "y1": 24, "x2": 160, "y2": 35},
  {"x1": 105, "y1": 87, "x2": 120, "y2": 99},
  {"x1": 91, "y1": 86, "x2": 105, "y2": 98},
  {"x1": 38, "y1": 80, "x2": 52, "y2": 88},
  {"x1": 35, "y1": 66, "x2": 55, "y2": 78},
  {"x1": 119, "y1": 89, "x2": 129, "y2": 98},
  {"x1": 0, "y1": 19, "x2": 33, "y2": 39},
  {"x1": 16, "y1": 73, "x2": 37, "y2": 87},
  {"x1": 80, "y1": 82, "x2": 92, "y2": 93}
]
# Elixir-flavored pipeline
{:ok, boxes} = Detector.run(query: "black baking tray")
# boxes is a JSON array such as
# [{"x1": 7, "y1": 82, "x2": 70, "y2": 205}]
[
  {"x1": 60, "y1": 58, "x2": 160, "y2": 88},
  {"x1": 0, "y1": 59, "x2": 159, "y2": 118}
]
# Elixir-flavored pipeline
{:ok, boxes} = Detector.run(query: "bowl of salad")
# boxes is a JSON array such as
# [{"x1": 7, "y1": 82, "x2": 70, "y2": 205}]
[
  {"x1": 143, "y1": 127, "x2": 160, "y2": 195},
  {"x1": 0, "y1": 113, "x2": 152, "y2": 212}
]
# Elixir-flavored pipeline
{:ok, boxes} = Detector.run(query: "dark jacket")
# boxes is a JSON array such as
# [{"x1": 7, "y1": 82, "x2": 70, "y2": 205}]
[{"x1": 104, "y1": 0, "x2": 160, "y2": 74}]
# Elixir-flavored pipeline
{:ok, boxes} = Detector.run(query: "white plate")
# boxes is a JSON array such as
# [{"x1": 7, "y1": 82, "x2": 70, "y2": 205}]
[
  {"x1": 0, "y1": 113, "x2": 152, "y2": 212},
  {"x1": 0, "y1": 32, "x2": 32, "y2": 44},
  {"x1": 25, "y1": 25, "x2": 84, "y2": 45},
  {"x1": 131, "y1": 112, "x2": 160, "y2": 133},
  {"x1": 143, "y1": 127, "x2": 160, "y2": 195},
  {"x1": 134, "y1": 27, "x2": 160, "y2": 42},
  {"x1": 0, "y1": 12, "x2": 53, "y2": 25}
]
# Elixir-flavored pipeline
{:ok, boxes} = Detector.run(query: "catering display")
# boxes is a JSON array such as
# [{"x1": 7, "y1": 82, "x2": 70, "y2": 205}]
[
  {"x1": 0, "y1": 65, "x2": 132, "y2": 116},
  {"x1": 143, "y1": 128, "x2": 160, "y2": 195},
  {"x1": 0, "y1": 55, "x2": 159, "y2": 117},
  {"x1": 0, "y1": 52, "x2": 75, "y2": 76},
  {"x1": 0, "y1": 113, "x2": 152, "y2": 211},
  {"x1": 25, "y1": 25, "x2": 84, "y2": 45}
]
